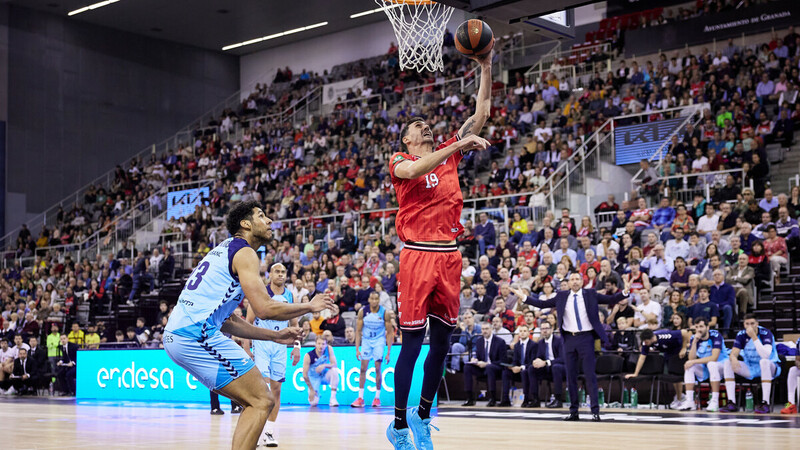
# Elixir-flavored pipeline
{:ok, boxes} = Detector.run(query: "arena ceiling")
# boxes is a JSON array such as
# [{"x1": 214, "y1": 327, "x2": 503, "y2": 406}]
[{"x1": 6, "y1": 0, "x2": 595, "y2": 55}]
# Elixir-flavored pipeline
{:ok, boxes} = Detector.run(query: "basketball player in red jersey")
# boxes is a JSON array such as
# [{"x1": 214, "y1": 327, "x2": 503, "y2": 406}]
[{"x1": 386, "y1": 51, "x2": 493, "y2": 450}]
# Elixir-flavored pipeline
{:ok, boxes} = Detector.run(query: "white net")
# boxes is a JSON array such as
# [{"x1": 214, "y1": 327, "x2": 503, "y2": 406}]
[{"x1": 376, "y1": 0, "x2": 455, "y2": 73}]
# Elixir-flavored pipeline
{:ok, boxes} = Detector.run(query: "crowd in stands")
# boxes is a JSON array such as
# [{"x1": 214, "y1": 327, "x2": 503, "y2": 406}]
[{"x1": 1, "y1": 15, "x2": 800, "y2": 414}]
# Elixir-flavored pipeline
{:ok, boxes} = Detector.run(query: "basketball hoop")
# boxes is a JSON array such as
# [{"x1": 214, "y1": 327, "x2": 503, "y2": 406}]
[{"x1": 376, "y1": 0, "x2": 454, "y2": 73}]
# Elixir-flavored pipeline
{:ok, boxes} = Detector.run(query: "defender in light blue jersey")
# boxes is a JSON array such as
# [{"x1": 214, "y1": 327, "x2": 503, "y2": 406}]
[
  {"x1": 679, "y1": 317, "x2": 729, "y2": 411},
  {"x1": 721, "y1": 314, "x2": 782, "y2": 414},
  {"x1": 351, "y1": 291, "x2": 394, "y2": 408},
  {"x1": 244, "y1": 263, "x2": 301, "y2": 447},
  {"x1": 303, "y1": 334, "x2": 340, "y2": 407},
  {"x1": 163, "y1": 200, "x2": 333, "y2": 450}
]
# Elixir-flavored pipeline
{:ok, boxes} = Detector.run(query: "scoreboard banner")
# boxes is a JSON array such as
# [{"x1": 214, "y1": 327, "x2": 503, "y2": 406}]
[
  {"x1": 614, "y1": 117, "x2": 684, "y2": 166},
  {"x1": 77, "y1": 345, "x2": 429, "y2": 405}
]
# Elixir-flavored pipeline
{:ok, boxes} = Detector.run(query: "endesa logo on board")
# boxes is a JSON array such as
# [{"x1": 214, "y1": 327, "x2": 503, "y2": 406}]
[
  {"x1": 78, "y1": 350, "x2": 207, "y2": 402},
  {"x1": 77, "y1": 346, "x2": 432, "y2": 406}
]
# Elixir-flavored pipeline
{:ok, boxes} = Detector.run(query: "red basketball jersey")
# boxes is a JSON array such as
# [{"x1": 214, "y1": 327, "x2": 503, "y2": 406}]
[{"x1": 390, "y1": 134, "x2": 465, "y2": 242}]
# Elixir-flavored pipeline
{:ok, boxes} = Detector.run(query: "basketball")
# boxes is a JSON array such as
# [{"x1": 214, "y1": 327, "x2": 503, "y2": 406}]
[{"x1": 454, "y1": 19, "x2": 494, "y2": 57}]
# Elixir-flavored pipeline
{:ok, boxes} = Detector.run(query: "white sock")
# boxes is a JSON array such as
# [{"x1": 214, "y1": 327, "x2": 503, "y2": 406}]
[
  {"x1": 725, "y1": 381, "x2": 736, "y2": 402},
  {"x1": 762, "y1": 382, "x2": 771, "y2": 403},
  {"x1": 788, "y1": 369, "x2": 799, "y2": 405},
  {"x1": 686, "y1": 390, "x2": 694, "y2": 403},
  {"x1": 331, "y1": 390, "x2": 338, "y2": 400},
  {"x1": 711, "y1": 392, "x2": 719, "y2": 403},
  {"x1": 375, "y1": 386, "x2": 381, "y2": 397},
  {"x1": 358, "y1": 388, "x2": 364, "y2": 399},
  {"x1": 266, "y1": 420, "x2": 275, "y2": 434}
]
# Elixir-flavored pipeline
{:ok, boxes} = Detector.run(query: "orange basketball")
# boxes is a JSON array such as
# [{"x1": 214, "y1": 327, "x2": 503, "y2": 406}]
[{"x1": 454, "y1": 19, "x2": 494, "y2": 56}]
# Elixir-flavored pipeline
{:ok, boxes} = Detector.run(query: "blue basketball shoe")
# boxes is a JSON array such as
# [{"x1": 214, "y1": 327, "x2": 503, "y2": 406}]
[
  {"x1": 408, "y1": 406, "x2": 439, "y2": 450},
  {"x1": 386, "y1": 421, "x2": 416, "y2": 450}
]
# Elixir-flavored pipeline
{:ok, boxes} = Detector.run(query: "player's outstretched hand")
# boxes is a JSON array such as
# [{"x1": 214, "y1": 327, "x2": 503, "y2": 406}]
[
  {"x1": 275, "y1": 327, "x2": 303, "y2": 345},
  {"x1": 469, "y1": 41, "x2": 494, "y2": 66},
  {"x1": 310, "y1": 293, "x2": 334, "y2": 313},
  {"x1": 460, "y1": 135, "x2": 491, "y2": 152}
]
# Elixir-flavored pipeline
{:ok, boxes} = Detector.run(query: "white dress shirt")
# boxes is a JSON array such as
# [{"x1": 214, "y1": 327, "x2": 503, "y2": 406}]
[
  {"x1": 562, "y1": 289, "x2": 592, "y2": 333},
  {"x1": 518, "y1": 338, "x2": 530, "y2": 369},
  {"x1": 544, "y1": 336, "x2": 555, "y2": 366}
]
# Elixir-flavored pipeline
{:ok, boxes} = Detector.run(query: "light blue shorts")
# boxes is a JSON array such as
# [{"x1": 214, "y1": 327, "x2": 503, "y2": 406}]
[
  {"x1": 254, "y1": 342, "x2": 287, "y2": 383},
  {"x1": 308, "y1": 368, "x2": 331, "y2": 392},
  {"x1": 740, "y1": 359, "x2": 780, "y2": 380},
  {"x1": 360, "y1": 339, "x2": 385, "y2": 362},
  {"x1": 164, "y1": 330, "x2": 256, "y2": 391}
]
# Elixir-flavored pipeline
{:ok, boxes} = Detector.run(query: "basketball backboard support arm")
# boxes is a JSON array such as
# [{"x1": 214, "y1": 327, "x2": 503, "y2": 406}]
[{"x1": 437, "y1": 0, "x2": 579, "y2": 39}]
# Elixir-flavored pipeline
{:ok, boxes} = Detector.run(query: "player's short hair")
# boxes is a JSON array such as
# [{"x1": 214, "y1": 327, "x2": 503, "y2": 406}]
[
  {"x1": 400, "y1": 117, "x2": 425, "y2": 153},
  {"x1": 226, "y1": 200, "x2": 262, "y2": 236},
  {"x1": 743, "y1": 313, "x2": 757, "y2": 321},
  {"x1": 640, "y1": 329, "x2": 654, "y2": 341},
  {"x1": 694, "y1": 317, "x2": 709, "y2": 326}
]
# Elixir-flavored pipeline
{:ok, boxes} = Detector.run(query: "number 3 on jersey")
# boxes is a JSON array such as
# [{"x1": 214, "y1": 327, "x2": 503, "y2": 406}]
[
  {"x1": 186, "y1": 261, "x2": 210, "y2": 290},
  {"x1": 425, "y1": 173, "x2": 439, "y2": 189}
]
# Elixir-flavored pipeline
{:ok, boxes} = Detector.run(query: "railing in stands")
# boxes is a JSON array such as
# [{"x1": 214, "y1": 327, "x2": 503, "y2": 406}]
[
  {"x1": 4, "y1": 179, "x2": 214, "y2": 269},
  {"x1": 653, "y1": 168, "x2": 749, "y2": 204},
  {"x1": 524, "y1": 42, "x2": 612, "y2": 87},
  {"x1": 629, "y1": 105, "x2": 707, "y2": 192},
  {"x1": 403, "y1": 68, "x2": 478, "y2": 110}
]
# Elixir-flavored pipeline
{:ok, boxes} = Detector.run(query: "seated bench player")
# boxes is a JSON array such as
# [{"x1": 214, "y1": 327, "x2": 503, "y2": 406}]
[
  {"x1": 626, "y1": 328, "x2": 690, "y2": 409},
  {"x1": 721, "y1": 315, "x2": 781, "y2": 414},
  {"x1": 677, "y1": 318, "x2": 730, "y2": 411}
]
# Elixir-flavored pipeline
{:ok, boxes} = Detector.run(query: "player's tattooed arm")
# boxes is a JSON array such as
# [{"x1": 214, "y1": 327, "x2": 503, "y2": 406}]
[{"x1": 458, "y1": 117, "x2": 476, "y2": 139}]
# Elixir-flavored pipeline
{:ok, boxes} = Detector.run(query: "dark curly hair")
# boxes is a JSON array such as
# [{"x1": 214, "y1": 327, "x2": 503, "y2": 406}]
[{"x1": 226, "y1": 200, "x2": 262, "y2": 236}]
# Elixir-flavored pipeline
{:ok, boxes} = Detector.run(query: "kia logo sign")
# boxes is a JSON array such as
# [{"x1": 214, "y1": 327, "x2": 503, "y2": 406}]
[
  {"x1": 167, "y1": 186, "x2": 210, "y2": 220},
  {"x1": 614, "y1": 118, "x2": 684, "y2": 165}
]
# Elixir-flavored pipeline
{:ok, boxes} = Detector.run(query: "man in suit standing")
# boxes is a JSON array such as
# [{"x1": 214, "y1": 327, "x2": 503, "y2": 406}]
[
  {"x1": 27, "y1": 336, "x2": 48, "y2": 389},
  {"x1": 501, "y1": 324, "x2": 536, "y2": 407},
  {"x1": 56, "y1": 334, "x2": 78, "y2": 396},
  {"x1": 529, "y1": 321, "x2": 566, "y2": 408},
  {"x1": 462, "y1": 322, "x2": 508, "y2": 406},
  {"x1": 513, "y1": 273, "x2": 630, "y2": 421}
]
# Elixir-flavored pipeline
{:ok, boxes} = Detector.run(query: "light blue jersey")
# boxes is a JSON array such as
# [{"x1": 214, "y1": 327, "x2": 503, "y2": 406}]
[
  {"x1": 163, "y1": 237, "x2": 256, "y2": 390},
  {"x1": 166, "y1": 237, "x2": 247, "y2": 339},
  {"x1": 733, "y1": 326, "x2": 781, "y2": 379},
  {"x1": 363, "y1": 305, "x2": 386, "y2": 342},
  {"x1": 691, "y1": 329, "x2": 730, "y2": 362},
  {"x1": 360, "y1": 305, "x2": 387, "y2": 361},
  {"x1": 252, "y1": 285, "x2": 293, "y2": 382}
]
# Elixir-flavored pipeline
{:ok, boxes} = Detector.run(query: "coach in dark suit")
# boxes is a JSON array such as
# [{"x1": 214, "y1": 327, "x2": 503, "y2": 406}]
[
  {"x1": 501, "y1": 324, "x2": 536, "y2": 407},
  {"x1": 27, "y1": 336, "x2": 48, "y2": 387},
  {"x1": 462, "y1": 322, "x2": 508, "y2": 406},
  {"x1": 9, "y1": 348, "x2": 39, "y2": 394},
  {"x1": 529, "y1": 320, "x2": 566, "y2": 408},
  {"x1": 56, "y1": 334, "x2": 78, "y2": 396},
  {"x1": 513, "y1": 273, "x2": 630, "y2": 421}
]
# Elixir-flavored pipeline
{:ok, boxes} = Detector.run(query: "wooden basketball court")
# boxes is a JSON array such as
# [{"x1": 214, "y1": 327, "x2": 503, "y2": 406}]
[{"x1": 1, "y1": 398, "x2": 796, "y2": 449}]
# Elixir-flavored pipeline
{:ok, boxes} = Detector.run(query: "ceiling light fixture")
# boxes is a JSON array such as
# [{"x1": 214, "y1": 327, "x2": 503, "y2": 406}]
[
  {"x1": 68, "y1": 0, "x2": 121, "y2": 16},
  {"x1": 222, "y1": 21, "x2": 328, "y2": 51},
  {"x1": 350, "y1": 4, "x2": 401, "y2": 19}
]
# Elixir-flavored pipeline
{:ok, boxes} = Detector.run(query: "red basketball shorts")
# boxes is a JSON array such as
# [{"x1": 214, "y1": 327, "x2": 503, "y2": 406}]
[{"x1": 396, "y1": 242, "x2": 462, "y2": 331}]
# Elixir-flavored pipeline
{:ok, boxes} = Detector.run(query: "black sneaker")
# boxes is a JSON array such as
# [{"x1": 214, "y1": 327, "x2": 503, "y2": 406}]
[
  {"x1": 210, "y1": 408, "x2": 224, "y2": 415},
  {"x1": 231, "y1": 405, "x2": 244, "y2": 414}
]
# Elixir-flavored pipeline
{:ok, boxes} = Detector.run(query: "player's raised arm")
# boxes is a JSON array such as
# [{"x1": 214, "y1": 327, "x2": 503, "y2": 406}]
[
  {"x1": 234, "y1": 246, "x2": 333, "y2": 320},
  {"x1": 458, "y1": 48, "x2": 493, "y2": 140}
]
